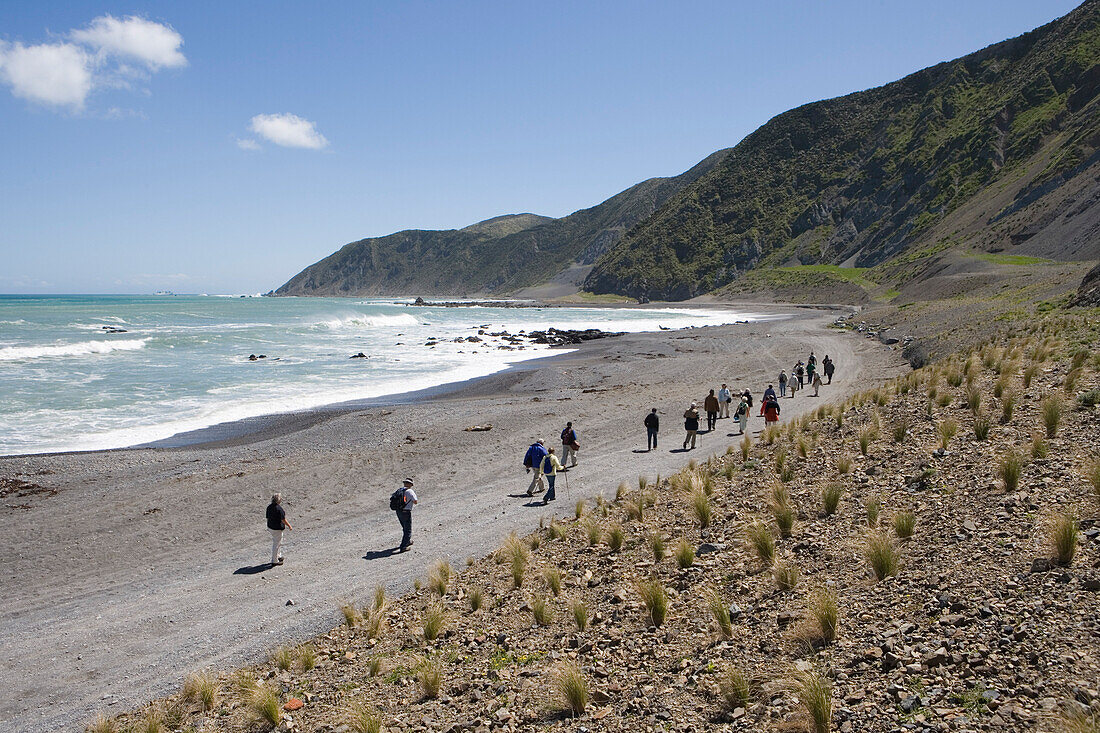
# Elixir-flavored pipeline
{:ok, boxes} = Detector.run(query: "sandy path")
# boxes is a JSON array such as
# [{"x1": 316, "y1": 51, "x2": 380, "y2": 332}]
[{"x1": 0, "y1": 308, "x2": 906, "y2": 730}]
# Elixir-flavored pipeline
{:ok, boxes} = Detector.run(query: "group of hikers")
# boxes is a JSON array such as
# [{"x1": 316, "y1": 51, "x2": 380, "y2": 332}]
[{"x1": 263, "y1": 351, "x2": 834, "y2": 561}]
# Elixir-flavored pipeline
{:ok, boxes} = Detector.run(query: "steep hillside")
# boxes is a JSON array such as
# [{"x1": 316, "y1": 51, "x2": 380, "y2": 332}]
[
  {"x1": 274, "y1": 151, "x2": 729, "y2": 297},
  {"x1": 586, "y1": 0, "x2": 1100, "y2": 300}
]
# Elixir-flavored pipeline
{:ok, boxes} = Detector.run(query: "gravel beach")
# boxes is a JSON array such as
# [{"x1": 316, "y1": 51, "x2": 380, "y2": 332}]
[{"x1": 0, "y1": 304, "x2": 906, "y2": 731}]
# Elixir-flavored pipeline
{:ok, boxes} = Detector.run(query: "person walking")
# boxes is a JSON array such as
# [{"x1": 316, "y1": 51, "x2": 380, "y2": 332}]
[
  {"x1": 789, "y1": 368, "x2": 799, "y2": 397},
  {"x1": 806, "y1": 358, "x2": 817, "y2": 386},
  {"x1": 808, "y1": 351, "x2": 817, "y2": 370},
  {"x1": 266, "y1": 493, "x2": 292, "y2": 566},
  {"x1": 795, "y1": 361, "x2": 805, "y2": 389},
  {"x1": 704, "y1": 389, "x2": 720, "y2": 431},
  {"x1": 644, "y1": 408, "x2": 660, "y2": 451},
  {"x1": 734, "y1": 394, "x2": 750, "y2": 435},
  {"x1": 813, "y1": 372, "x2": 823, "y2": 397},
  {"x1": 523, "y1": 439, "x2": 549, "y2": 496},
  {"x1": 541, "y1": 448, "x2": 563, "y2": 504},
  {"x1": 823, "y1": 355, "x2": 835, "y2": 384},
  {"x1": 718, "y1": 383, "x2": 732, "y2": 418},
  {"x1": 742, "y1": 389, "x2": 753, "y2": 411},
  {"x1": 763, "y1": 395, "x2": 781, "y2": 426},
  {"x1": 392, "y1": 478, "x2": 418, "y2": 552},
  {"x1": 683, "y1": 402, "x2": 700, "y2": 450},
  {"x1": 560, "y1": 422, "x2": 579, "y2": 469},
  {"x1": 760, "y1": 384, "x2": 776, "y2": 415},
  {"x1": 778, "y1": 370, "x2": 788, "y2": 398}
]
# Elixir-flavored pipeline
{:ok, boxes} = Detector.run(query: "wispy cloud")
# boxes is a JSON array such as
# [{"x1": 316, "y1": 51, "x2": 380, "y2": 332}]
[
  {"x1": 236, "y1": 137, "x2": 261, "y2": 151},
  {"x1": 0, "y1": 15, "x2": 185, "y2": 112},
  {"x1": 247, "y1": 113, "x2": 329, "y2": 150}
]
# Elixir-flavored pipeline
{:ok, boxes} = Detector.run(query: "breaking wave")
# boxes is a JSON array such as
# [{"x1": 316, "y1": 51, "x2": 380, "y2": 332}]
[
  {"x1": 0, "y1": 338, "x2": 148, "y2": 362},
  {"x1": 311, "y1": 313, "x2": 420, "y2": 330}
]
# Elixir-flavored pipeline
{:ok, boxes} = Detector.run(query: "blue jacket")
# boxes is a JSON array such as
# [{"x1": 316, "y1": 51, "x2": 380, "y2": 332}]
[{"x1": 523, "y1": 442, "x2": 548, "y2": 468}]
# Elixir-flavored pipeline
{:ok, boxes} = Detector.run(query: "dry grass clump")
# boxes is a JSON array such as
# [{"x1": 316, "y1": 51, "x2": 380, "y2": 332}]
[
  {"x1": 1087, "y1": 460, "x2": 1100, "y2": 499},
  {"x1": 772, "y1": 559, "x2": 800, "y2": 591},
  {"x1": 625, "y1": 496, "x2": 645, "y2": 521},
  {"x1": 504, "y1": 533, "x2": 529, "y2": 587},
  {"x1": 718, "y1": 666, "x2": 751, "y2": 710},
  {"x1": 574, "y1": 499, "x2": 586, "y2": 519},
  {"x1": 182, "y1": 670, "x2": 219, "y2": 712},
  {"x1": 965, "y1": 386, "x2": 982, "y2": 414},
  {"x1": 746, "y1": 520, "x2": 776, "y2": 565},
  {"x1": 372, "y1": 584, "x2": 386, "y2": 611},
  {"x1": 675, "y1": 538, "x2": 695, "y2": 569},
  {"x1": 937, "y1": 418, "x2": 958, "y2": 450},
  {"x1": 637, "y1": 578, "x2": 669, "y2": 626},
  {"x1": 297, "y1": 644, "x2": 317, "y2": 671},
  {"x1": 347, "y1": 704, "x2": 383, "y2": 733},
  {"x1": 271, "y1": 646, "x2": 294, "y2": 671},
  {"x1": 87, "y1": 714, "x2": 120, "y2": 733},
  {"x1": 368, "y1": 657, "x2": 383, "y2": 677},
  {"x1": 571, "y1": 599, "x2": 589, "y2": 631},
  {"x1": 418, "y1": 656, "x2": 443, "y2": 699},
  {"x1": 249, "y1": 685, "x2": 282, "y2": 727},
  {"x1": 422, "y1": 602, "x2": 447, "y2": 641},
  {"x1": 809, "y1": 587, "x2": 839, "y2": 644},
  {"x1": 468, "y1": 587, "x2": 484, "y2": 612},
  {"x1": 836, "y1": 455, "x2": 853, "y2": 474},
  {"x1": 543, "y1": 567, "x2": 563, "y2": 597},
  {"x1": 690, "y1": 488, "x2": 713, "y2": 528},
  {"x1": 1032, "y1": 432, "x2": 1050, "y2": 458},
  {"x1": 135, "y1": 708, "x2": 166, "y2": 733},
  {"x1": 650, "y1": 532, "x2": 666, "y2": 561},
  {"x1": 428, "y1": 559, "x2": 452, "y2": 596},
  {"x1": 584, "y1": 520, "x2": 601, "y2": 547},
  {"x1": 891, "y1": 417, "x2": 909, "y2": 443},
  {"x1": 1052, "y1": 512, "x2": 1079, "y2": 565},
  {"x1": 553, "y1": 661, "x2": 589, "y2": 717},
  {"x1": 341, "y1": 602, "x2": 362, "y2": 628},
  {"x1": 230, "y1": 670, "x2": 258, "y2": 699},
  {"x1": 793, "y1": 670, "x2": 833, "y2": 733},
  {"x1": 893, "y1": 511, "x2": 916, "y2": 539},
  {"x1": 1043, "y1": 395, "x2": 1063, "y2": 437},
  {"x1": 1001, "y1": 390, "x2": 1018, "y2": 422},
  {"x1": 707, "y1": 589, "x2": 733, "y2": 638},
  {"x1": 606, "y1": 522, "x2": 625, "y2": 552},
  {"x1": 1023, "y1": 363, "x2": 1039, "y2": 387},
  {"x1": 998, "y1": 450, "x2": 1024, "y2": 492},
  {"x1": 864, "y1": 532, "x2": 900, "y2": 581},
  {"x1": 858, "y1": 428, "x2": 875, "y2": 456},
  {"x1": 740, "y1": 435, "x2": 752, "y2": 461},
  {"x1": 1058, "y1": 707, "x2": 1100, "y2": 733},
  {"x1": 769, "y1": 488, "x2": 796, "y2": 538},
  {"x1": 531, "y1": 595, "x2": 553, "y2": 626},
  {"x1": 548, "y1": 519, "x2": 568, "y2": 541},
  {"x1": 973, "y1": 413, "x2": 992, "y2": 441},
  {"x1": 821, "y1": 483, "x2": 843, "y2": 516}
]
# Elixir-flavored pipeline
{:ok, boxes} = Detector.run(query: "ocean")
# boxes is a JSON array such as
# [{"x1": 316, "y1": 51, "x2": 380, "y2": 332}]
[{"x1": 0, "y1": 295, "x2": 776, "y2": 456}]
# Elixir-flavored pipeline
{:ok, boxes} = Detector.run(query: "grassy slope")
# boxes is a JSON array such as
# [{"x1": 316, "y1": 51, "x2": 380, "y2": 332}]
[{"x1": 586, "y1": 0, "x2": 1100, "y2": 301}]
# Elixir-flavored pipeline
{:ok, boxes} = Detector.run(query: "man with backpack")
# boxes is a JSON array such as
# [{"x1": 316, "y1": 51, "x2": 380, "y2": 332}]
[
  {"x1": 541, "y1": 447, "x2": 564, "y2": 504},
  {"x1": 389, "y1": 478, "x2": 418, "y2": 552},
  {"x1": 683, "y1": 402, "x2": 700, "y2": 450},
  {"x1": 266, "y1": 493, "x2": 292, "y2": 566},
  {"x1": 560, "y1": 422, "x2": 579, "y2": 469},
  {"x1": 644, "y1": 408, "x2": 659, "y2": 451},
  {"x1": 523, "y1": 439, "x2": 549, "y2": 496}
]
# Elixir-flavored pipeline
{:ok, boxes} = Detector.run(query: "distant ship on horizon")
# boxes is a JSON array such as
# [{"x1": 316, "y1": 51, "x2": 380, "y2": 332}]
[{"x1": 153, "y1": 290, "x2": 176, "y2": 296}]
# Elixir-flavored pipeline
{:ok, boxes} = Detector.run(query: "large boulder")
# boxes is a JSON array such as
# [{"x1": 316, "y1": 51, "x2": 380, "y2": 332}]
[{"x1": 1072, "y1": 263, "x2": 1100, "y2": 307}]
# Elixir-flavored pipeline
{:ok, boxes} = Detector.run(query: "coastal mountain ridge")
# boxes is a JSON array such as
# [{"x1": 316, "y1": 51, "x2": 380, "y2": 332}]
[{"x1": 276, "y1": 1, "x2": 1100, "y2": 301}]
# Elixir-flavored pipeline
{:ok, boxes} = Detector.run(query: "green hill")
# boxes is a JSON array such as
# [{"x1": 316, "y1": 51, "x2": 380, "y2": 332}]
[
  {"x1": 585, "y1": 0, "x2": 1100, "y2": 300},
  {"x1": 274, "y1": 151, "x2": 729, "y2": 297}
]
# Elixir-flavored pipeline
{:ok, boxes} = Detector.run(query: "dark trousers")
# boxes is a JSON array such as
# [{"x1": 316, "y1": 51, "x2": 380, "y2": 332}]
[
  {"x1": 396, "y1": 509, "x2": 412, "y2": 548},
  {"x1": 647, "y1": 428, "x2": 658, "y2": 450},
  {"x1": 798, "y1": 375, "x2": 804, "y2": 387},
  {"x1": 543, "y1": 474, "x2": 556, "y2": 502},
  {"x1": 707, "y1": 411, "x2": 717, "y2": 431}
]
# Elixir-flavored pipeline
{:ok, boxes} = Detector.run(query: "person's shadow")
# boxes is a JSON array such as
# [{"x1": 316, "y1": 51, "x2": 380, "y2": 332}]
[
  {"x1": 363, "y1": 548, "x2": 400, "y2": 560},
  {"x1": 233, "y1": 563, "x2": 274, "y2": 575}
]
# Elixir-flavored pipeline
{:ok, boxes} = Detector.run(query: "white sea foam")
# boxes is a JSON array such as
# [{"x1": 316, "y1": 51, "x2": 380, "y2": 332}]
[
  {"x1": 0, "y1": 338, "x2": 148, "y2": 362},
  {"x1": 311, "y1": 313, "x2": 420, "y2": 330}
]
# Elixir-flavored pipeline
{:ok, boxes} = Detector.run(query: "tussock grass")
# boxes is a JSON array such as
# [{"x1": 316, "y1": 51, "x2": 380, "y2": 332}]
[
  {"x1": 772, "y1": 559, "x2": 800, "y2": 591},
  {"x1": 1058, "y1": 707, "x2": 1100, "y2": 732},
  {"x1": 891, "y1": 418, "x2": 909, "y2": 443},
  {"x1": 1001, "y1": 390, "x2": 1018, "y2": 422},
  {"x1": 650, "y1": 532, "x2": 666, "y2": 561},
  {"x1": 625, "y1": 496, "x2": 645, "y2": 521},
  {"x1": 615, "y1": 482, "x2": 628, "y2": 502},
  {"x1": 504, "y1": 533, "x2": 529, "y2": 588},
  {"x1": 88, "y1": 714, "x2": 119, "y2": 733},
  {"x1": 182, "y1": 671, "x2": 219, "y2": 712},
  {"x1": 936, "y1": 392, "x2": 953, "y2": 407},
  {"x1": 298, "y1": 644, "x2": 317, "y2": 671},
  {"x1": 740, "y1": 435, "x2": 752, "y2": 461},
  {"x1": 528, "y1": 533, "x2": 541, "y2": 550},
  {"x1": 937, "y1": 418, "x2": 958, "y2": 450},
  {"x1": 637, "y1": 578, "x2": 669, "y2": 626},
  {"x1": 368, "y1": 657, "x2": 383, "y2": 677},
  {"x1": 347, "y1": 704, "x2": 383, "y2": 733},
  {"x1": 865, "y1": 532, "x2": 899, "y2": 580},
  {"x1": 821, "y1": 483, "x2": 843, "y2": 516},
  {"x1": 422, "y1": 602, "x2": 447, "y2": 641},
  {"x1": 836, "y1": 455, "x2": 853, "y2": 474},
  {"x1": 571, "y1": 599, "x2": 589, "y2": 631},
  {"x1": 772, "y1": 502, "x2": 796, "y2": 538},
  {"x1": 973, "y1": 413, "x2": 992, "y2": 440},
  {"x1": 250, "y1": 685, "x2": 282, "y2": 727},
  {"x1": 532, "y1": 595, "x2": 553, "y2": 626},
  {"x1": 794, "y1": 670, "x2": 833, "y2": 733},
  {"x1": 1043, "y1": 395, "x2": 1063, "y2": 437},
  {"x1": 858, "y1": 428, "x2": 874, "y2": 456},
  {"x1": 707, "y1": 589, "x2": 732, "y2": 638},
  {"x1": 341, "y1": 602, "x2": 362, "y2": 628},
  {"x1": 998, "y1": 451, "x2": 1024, "y2": 492},
  {"x1": 271, "y1": 646, "x2": 294, "y2": 671},
  {"x1": 690, "y1": 488, "x2": 713, "y2": 528},
  {"x1": 230, "y1": 670, "x2": 258, "y2": 699},
  {"x1": 606, "y1": 522, "x2": 625, "y2": 552},
  {"x1": 548, "y1": 518, "x2": 568, "y2": 541},
  {"x1": 893, "y1": 511, "x2": 916, "y2": 539},
  {"x1": 428, "y1": 559, "x2": 452, "y2": 596},
  {"x1": 372, "y1": 584, "x2": 386, "y2": 611},
  {"x1": 796, "y1": 435, "x2": 811, "y2": 459},
  {"x1": 584, "y1": 520, "x2": 601, "y2": 547},
  {"x1": 965, "y1": 386, "x2": 982, "y2": 414},
  {"x1": 1023, "y1": 363, "x2": 1039, "y2": 387},
  {"x1": 1032, "y1": 432, "x2": 1050, "y2": 458},
  {"x1": 553, "y1": 661, "x2": 589, "y2": 717},
  {"x1": 468, "y1": 587, "x2": 484, "y2": 612},
  {"x1": 718, "y1": 667, "x2": 751, "y2": 710},
  {"x1": 762, "y1": 424, "x2": 781, "y2": 445},
  {"x1": 1066, "y1": 368, "x2": 1083, "y2": 394},
  {"x1": 779, "y1": 461, "x2": 796, "y2": 483},
  {"x1": 543, "y1": 567, "x2": 563, "y2": 597},
  {"x1": 675, "y1": 538, "x2": 695, "y2": 569},
  {"x1": 418, "y1": 656, "x2": 443, "y2": 699},
  {"x1": 137, "y1": 707, "x2": 165, "y2": 733},
  {"x1": 810, "y1": 587, "x2": 839, "y2": 644},
  {"x1": 574, "y1": 499, "x2": 586, "y2": 519},
  {"x1": 746, "y1": 520, "x2": 776, "y2": 565},
  {"x1": 1087, "y1": 460, "x2": 1100, "y2": 498},
  {"x1": 1052, "y1": 512, "x2": 1079, "y2": 565},
  {"x1": 864, "y1": 496, "x2": 881, "y2": 527}
]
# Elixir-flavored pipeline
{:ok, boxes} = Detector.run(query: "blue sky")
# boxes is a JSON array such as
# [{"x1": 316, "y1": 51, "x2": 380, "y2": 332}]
[{"x1": 0, "y1": 1, "x2": 1081, "y2": 294}]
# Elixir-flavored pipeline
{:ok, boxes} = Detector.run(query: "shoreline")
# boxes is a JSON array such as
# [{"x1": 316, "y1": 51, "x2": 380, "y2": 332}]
[{"x1": 0, "y1": 307, "x2": 897, "y2": 731}]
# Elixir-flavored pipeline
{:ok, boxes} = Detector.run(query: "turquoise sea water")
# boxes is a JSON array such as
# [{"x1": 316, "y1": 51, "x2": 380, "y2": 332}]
[{"x1": 0, "y1": 295, "x2": 776, "y2": 455}]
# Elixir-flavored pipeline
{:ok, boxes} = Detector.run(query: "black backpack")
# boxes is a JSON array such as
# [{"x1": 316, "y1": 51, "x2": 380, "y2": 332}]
[{"x1": 389, "y1": 488, "x2": 406, "y2": 511}]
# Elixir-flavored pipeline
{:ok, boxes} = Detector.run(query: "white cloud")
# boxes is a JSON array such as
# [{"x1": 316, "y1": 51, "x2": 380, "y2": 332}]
[
  {"x1": 236, "y1": 137, "x2": 261, "y2": 151},
  {"x1": 0, "y1": 41, "x2": 92, "y2": 108},
  {"x1": 0, "y1": 15, "x2": 184, "y2": 112},
  {"x1": 249, "y1": 113, "x2": 329, "y2": 149},
  {"x1": 71, "y1": 15, "x2": 186, "y2": 70}
]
